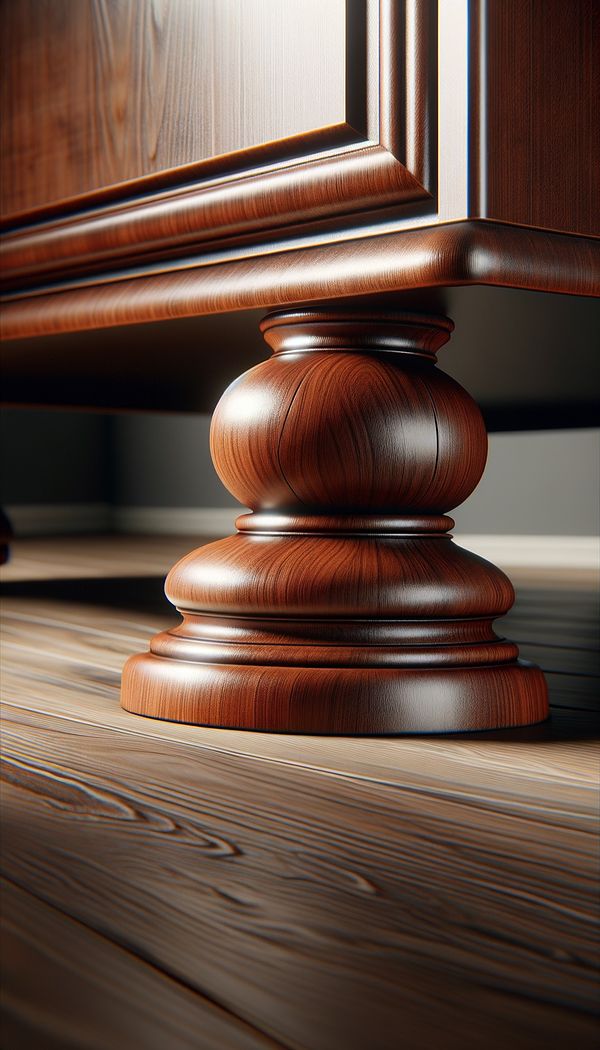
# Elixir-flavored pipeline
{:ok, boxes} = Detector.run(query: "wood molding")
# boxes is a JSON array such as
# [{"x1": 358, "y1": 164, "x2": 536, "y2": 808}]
[
  {"x1": 0, "y1": 1, "x2": 436, "y2": 287},
  {"x1": 2, "y1": 223, "x2": 599, "y2": 342}
]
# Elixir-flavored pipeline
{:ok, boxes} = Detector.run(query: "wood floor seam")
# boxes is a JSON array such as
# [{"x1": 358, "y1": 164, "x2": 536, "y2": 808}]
[{"x1": 0, "y1": 875, "x2": 293, "y2": 1050}]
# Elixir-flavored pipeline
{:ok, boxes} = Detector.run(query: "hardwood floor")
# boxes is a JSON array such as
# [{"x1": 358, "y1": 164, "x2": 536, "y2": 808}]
[{"x1": 1, "y1": 537, "x2": 598, "y2": 1050}]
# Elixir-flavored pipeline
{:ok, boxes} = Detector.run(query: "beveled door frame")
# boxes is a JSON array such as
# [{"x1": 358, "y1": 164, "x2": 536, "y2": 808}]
[{"x1": 1, "y1": 1, "x2": 437, "y2": 286}]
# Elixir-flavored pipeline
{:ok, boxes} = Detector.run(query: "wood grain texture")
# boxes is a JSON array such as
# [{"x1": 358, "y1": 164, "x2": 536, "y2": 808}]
[
  {"x1": 1, "y1": 542, "x2": 598, "y2": 1049},
  {"x1": 2, "y1": 880, "x2": 266, "y2": 1050},
  {"x1": 121, "y1": 310, "x2": 548, "y2": 733},
  {"x1": 0, "y1": 0, "x2": 434, "y2": 286},
  {"x1": 479, "y1": 0, "x2": 600, "y2": 236},
  {"x1": 4, "y1": 0, "x2": 598, "y2": 292},
  {"x1": 0, "y1": 0, "x2": 350, "y2": 220},
  {"x1": 2, "y1": 222, "x2": 599, "y2": 343},
  {"x1": 2, "y1": 0, "x2": 597, "y2": 333},
  {"x1": 0, "y1": 147, "x2": 429, "y2": 288}
]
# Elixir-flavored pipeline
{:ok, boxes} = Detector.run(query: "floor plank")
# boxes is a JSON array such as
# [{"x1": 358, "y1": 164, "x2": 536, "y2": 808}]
[
  {"x1": 1, "y1": 879, "x2": 272, "y2": 1050},
  {"x1": 1, "y1": 536, "x2": 599, "y2": 1050},
  {"x1": 2, "y1": 705, "x2": 598, "y2": 1050}
]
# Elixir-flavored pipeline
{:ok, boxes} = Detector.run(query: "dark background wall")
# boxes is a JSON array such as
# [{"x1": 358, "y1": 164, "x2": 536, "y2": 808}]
[{"x1": 0, "y1": 411, "x2": 112, "y2": 506}]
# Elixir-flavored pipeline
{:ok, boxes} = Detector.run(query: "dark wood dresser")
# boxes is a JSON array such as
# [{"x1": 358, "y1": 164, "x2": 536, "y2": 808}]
[
  {"x1": 1, "y1": 6, "x2": 599, "y2": 1044},
  {"x1": 3, "y1": 0, "x2": 598, "y2": 734}
]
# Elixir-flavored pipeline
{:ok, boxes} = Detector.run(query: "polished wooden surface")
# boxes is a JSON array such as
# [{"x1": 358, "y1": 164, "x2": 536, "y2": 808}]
[
  {"x1": 1, "y1": 0, "x2": 349, "y2": 220},
  {"x1": 1, "y1": 536, "x2": 598, "y2": 1049},
  {"x1": 121, "y1": 310, "x2": 548, "y2": 733},
  {"x1": 2, "y1": 1, "x2": 597, "y2": 340},
  {"x1": 479, "y1": 0, "x2": 599, "y2": 235},
  {"x1": 3, "y1": 223, "x2": 599, "y2": 344},
  {"x1": 1, "y1": 0, "x2": 432, "y2": 283}
]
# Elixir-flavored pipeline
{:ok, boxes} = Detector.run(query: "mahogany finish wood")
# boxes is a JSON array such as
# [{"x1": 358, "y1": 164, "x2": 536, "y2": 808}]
[
  {"x1": 475, "y1": 0, "x2": 600, "y2": 235},
  {"x1": 121, "y1": 311, "x2": 548, "y2": 733},
  {"x1": 3, "y1": 0, "x2": 597, "y2": 311},
  {"x1": 2, "y1": 2, "x2": 596, "y2": 735},
  {"x1": 0, "y1": 0, "x2": 351, "y2": 219},
  {"x1": 2, "y1": 223, "x2": 599, "y2": 343},
  {"x1": 0, "y1": 0, "x2": 433, "y2": 284}
]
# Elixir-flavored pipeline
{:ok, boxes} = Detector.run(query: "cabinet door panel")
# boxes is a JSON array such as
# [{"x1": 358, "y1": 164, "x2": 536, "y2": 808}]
[
  {"x1": 1, "y1": 1, "x2": 437, "y2": 287},
  {"x1": 1, "y1": 0, "x2": 350, "y2": 218}
]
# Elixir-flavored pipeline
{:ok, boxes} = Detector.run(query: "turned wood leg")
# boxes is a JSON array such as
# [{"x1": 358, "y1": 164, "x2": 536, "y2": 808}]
[{"x1": 121, "y1": 310, "x2": 548, "y2": 733}]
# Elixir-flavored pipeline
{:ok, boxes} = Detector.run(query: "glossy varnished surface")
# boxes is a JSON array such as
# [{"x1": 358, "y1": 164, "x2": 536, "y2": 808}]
[
  {"x1": 122, "y1": 310, "x2": 548, "y2": 733},
  {"x1": 3, "y1": 223, "x2": 599, "y2": 343},
  {"x1": 0, "y1": 0, "x2": 432, "y2": 283},
  {"x1": 480, "y1": 0, "x2": 599, "y2": 235},
  {"x1": 2, "y1": 1, "x2": 597, "y2": 342},
  {"x1": 1, "y1": 0, "x2": 348, "y2": 219},
  {"x1": 1, "y1": 536, "x2": 598, "y2": 1049},
  {"x1": 3, "y1": 2, "x2": 597, "y2": 291}
]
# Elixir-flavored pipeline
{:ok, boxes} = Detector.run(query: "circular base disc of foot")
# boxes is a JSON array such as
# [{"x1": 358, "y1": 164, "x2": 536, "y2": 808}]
[{"x1": 121, "y1": 654, "x2": 549, "y2": 735}]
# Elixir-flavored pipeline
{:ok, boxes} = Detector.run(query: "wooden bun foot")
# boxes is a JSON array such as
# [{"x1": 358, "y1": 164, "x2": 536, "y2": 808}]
[
  {"x1": 122, "y1": 655, "x2": 548, "y2": 734},
  {"x1": 121, "y1": 310, "x2": 549, "y2": 734}
]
